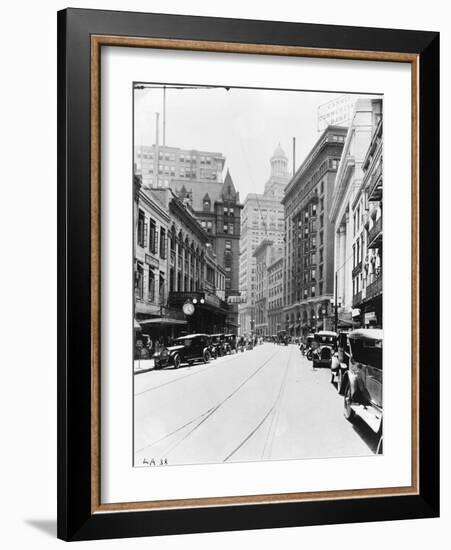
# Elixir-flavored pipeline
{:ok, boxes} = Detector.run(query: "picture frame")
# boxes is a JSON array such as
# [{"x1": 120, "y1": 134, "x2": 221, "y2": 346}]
[{"x1": 57, "y1": 7, "x2": 439, "y2": 541}]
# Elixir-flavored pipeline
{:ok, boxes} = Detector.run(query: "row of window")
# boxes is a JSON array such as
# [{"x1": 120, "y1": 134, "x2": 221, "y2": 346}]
[{"x1": 137, "y1": 210, "x2": 167, "y2": 259}]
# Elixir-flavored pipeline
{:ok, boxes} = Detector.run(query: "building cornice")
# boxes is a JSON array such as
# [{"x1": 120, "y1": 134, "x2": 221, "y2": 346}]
[{"x1": 283, "y1": 125, "x2": 348, "y2": 202}]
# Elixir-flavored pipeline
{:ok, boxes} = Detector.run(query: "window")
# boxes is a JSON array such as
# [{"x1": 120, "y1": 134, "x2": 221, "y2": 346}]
[
  {"x1": 137, "y1": 210, "x2": 146, "y2": 247},
  {"x1": 225, "y1": 240, "x2": 232, "y2": 250},
  {"x1": 135, "y1": 263, "x2": 144, "y2": 299},
  {"x1": 159, "y1": 228, "x2": 166, "y2": 259},
  {"x1": 320, "y1": 181, "x2": 324, "y2": 195},
  {"x1": 319, "y1": 282, "x2": 323, "y2": 295},
  {"x1": 148, "y1": 218, "x2": 157, "y2": 254},
  {"x1": 148, "y1": 269, "x2": 155, "y2": 302},
  {"x1": 311, "y1": 285, "x2": 316, "y2": 297},
  {"x1": 159, "y1": 272, "x2": 165, "y2": 303}
]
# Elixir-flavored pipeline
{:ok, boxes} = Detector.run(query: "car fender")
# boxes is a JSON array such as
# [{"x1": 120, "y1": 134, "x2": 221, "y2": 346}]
[{"x1": 346, "y1": 369, "x2": 359, "y2": 395}]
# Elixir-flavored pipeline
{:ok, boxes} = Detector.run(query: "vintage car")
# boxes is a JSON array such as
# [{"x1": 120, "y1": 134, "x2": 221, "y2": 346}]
[
  {"x1": 340, "y1": 329, "x2": 383, "y2": 453},
  {"x1": 152, "y1": 333, "x2": 212, "y2": 369},
  {"x1": 330, "y1": 330, "x2": 351, "y2": 391},
  {"x1": 224, "y1": 334, "x2": 237, "y2": 353},
  {"x1": 310, "y1": 330, "x2": 338, "y2": 368},
  {"x1": 277, "y1": 330, "x2": 289, "y2": 346},
  {"x1": 209, "y1": 333, "x2": 227, "y2": 358}
]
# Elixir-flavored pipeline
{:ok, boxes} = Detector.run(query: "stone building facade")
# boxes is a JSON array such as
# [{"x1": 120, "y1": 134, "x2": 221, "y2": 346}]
[{"x1": 282, "y1": 126, "x2": 347, "y2": 337}]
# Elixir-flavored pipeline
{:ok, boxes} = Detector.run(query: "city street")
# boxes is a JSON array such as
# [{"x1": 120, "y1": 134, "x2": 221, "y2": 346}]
[{"x1": 134, "y1": 343, "x2": 378, "y2": 467}]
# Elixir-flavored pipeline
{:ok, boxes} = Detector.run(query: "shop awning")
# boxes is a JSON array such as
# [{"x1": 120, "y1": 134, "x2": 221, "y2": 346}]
[
  {"x1": 288, "y1": 324, "x2": 294, "y2": 329},
  {"x1": 139, "y1": 318, "x2": 187, "y2": 326},
  {"x1": 295, "y1": 323, "x2": 300, "y2": 329},
  {"x1": 338, "y1": 319, "x2": 359, "y2": 327}
]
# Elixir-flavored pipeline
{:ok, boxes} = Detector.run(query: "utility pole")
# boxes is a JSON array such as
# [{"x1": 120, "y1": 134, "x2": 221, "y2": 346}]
[
  {"x1": 163, "y1": 86, "x2": 166, "y2": 147},
  {"x1": 154, "y1": 112, "x2": 160, "y2": 187},
  {"x1": 334, "y1": 271, "x2": 338, "y2": 333}
]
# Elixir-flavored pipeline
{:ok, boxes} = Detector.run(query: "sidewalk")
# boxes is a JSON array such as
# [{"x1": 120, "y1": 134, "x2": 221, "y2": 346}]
[{"x1": 134, "y1": 358, "x2": 155, "y2": 374}]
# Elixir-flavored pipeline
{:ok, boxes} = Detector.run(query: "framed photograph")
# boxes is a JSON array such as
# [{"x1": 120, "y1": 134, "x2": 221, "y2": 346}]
[{"x1": 57, "y1": 8, "x2": 439, "y2": 541}]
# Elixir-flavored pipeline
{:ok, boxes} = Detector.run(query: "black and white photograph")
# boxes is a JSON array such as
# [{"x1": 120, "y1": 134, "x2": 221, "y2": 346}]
[{"x1": 133, "y1": 84, "x2": 384, "y2": 467}]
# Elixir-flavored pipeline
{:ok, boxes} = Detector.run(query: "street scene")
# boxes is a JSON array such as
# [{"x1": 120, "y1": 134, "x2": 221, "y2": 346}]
[
  {"x1": 133, "y1": 84, "x2": 383, "y2": 466},
  {"x1": 134, "y1": 342, "x2": 379, "y2": 467}
]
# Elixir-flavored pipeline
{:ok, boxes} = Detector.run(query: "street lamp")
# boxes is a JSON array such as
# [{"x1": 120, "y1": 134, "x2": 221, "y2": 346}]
[{"x1": 330, "y1": 295, "x2": 342, "y2": 333}]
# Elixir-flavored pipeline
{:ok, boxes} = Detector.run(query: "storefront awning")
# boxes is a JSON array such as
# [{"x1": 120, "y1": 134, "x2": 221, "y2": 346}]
[
  {"x1": 295, "y1": 323, "x2": 300, "y2": 329},
  {"x1": 139, "y1": 318, "x2": 187, "y2": 326},
  {"x1": 288, "y1": 324, "x2": 294, "y2": 329}
]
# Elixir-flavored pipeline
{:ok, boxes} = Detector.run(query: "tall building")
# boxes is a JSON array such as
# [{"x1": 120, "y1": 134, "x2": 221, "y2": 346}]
[
  {"x1": 238, "y1": 144, "x2": 290, "y2": 335},
  {"x1": 170, "y1": 170, "x2": 242, "y2": 332},
  {"x1": 135, "y1": 144, "x2": 225, "y2": 188},
  {"x1": 351, "y1": 98, "x2": 383, "y2": 327},
  {"x1": 282, "y1": 126, "x2": 347, "y2": 337},
  {"x1": 267, "y1": 256, "x2": 284, "y2": 336},
  {"x1": 253, "y1": 240, "x2": 284, "y2": 336},
  {"x1": 329, "y1": 98, "x2": 377, "y2": 329}
]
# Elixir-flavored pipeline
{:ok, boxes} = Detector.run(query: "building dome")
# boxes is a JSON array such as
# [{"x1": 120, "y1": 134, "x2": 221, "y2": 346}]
[
  {"x1": 271, "y1": 143, "x2": 287, "y2": 160},
  {"x1": 270, "y1": 142, "x2": 289, "y2": 178}
]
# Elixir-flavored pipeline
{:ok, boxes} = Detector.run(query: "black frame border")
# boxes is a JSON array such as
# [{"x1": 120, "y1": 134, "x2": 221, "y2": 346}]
[{"x1": 57, "y1": 8, "x2": 439, "y2": 541}]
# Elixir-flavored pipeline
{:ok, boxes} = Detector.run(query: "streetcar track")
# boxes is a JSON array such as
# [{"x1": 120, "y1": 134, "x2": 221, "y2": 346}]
[
  {"x1": 135, "y1": 407, "x2": 215, "y2": 453},
  {"x1": 136, "y1": 348, "x2": 280, "y2": 457},
  {"x1": 225, "y1": 347, "x2": 293, "y2": 462},
  {"x1": 263, "y1": 347, "x2": 293, "y2": 459}
]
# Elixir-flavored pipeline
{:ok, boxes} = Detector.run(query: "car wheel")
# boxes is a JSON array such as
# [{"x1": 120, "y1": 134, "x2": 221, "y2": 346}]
[
  {"x1": 173, "y1": 354, "x2": 181, "y2": 369},
  {"x1": 344, "y1": 384, "x2": 355, "y2": 421},
  {"x1": 203, "y1": 349, "x2": 211, "y2": 363}
]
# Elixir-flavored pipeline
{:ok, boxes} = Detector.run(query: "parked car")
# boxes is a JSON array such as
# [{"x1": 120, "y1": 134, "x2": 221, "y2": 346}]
[
  {"x1": 310, "y1": 331, "x2": 338, "y2": 368},
  {"x1": 340, "y1": 329, "x2": 383, "y2": 453},
  {"x1": 210, "y1": 333, "x2": 227, "y2": 358},
  {"x1": 152, "y1": 333, "x2": 212, "y2": 369},
  {"x1": 330, "y1": 330, "x2": 351, "y2": 391}
]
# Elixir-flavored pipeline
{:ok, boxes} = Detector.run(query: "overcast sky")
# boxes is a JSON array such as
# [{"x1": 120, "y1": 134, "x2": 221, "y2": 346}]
[{"x1": 134, "y1": 85, "x2": 368, "y2": 200}]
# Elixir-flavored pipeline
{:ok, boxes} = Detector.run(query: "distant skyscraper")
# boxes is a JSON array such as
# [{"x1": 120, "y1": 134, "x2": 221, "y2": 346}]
[
  {"x1": 238, "y1": 144, "x2": 289, "y2": 335},
  {"x1": 135, "y1": 144, "x2": 225, "y2": 188}
]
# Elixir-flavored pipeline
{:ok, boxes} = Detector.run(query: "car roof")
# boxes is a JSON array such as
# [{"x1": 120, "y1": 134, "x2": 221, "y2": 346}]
[
  {"x1": 316, "y1": 331, "x2": 338, "y2": 337},
  {"x1": 349, "y1": 328, "x2": 383, "y2": 340},
  {"x1": 175, "y1": 333, "x2": 208, "y2": 339}
]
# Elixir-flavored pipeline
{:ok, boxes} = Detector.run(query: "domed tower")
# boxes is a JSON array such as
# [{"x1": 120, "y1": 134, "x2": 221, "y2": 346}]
[
  {"x1": 264, "y1": 143, "x2": 291, "y2": 197},
  {"x1": 270, "y1": 143, "x2": 289, "y2": 178}
]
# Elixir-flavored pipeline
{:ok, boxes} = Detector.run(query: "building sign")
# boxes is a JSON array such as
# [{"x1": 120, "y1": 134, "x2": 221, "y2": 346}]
[
  {"x1": 145, "y1": 254, "x2": 159, "y2": 268},
  {"x1": 351, "y1": 308, "x2": 361, "y2": 318},
  {"x1": 364, "y1": 311, "x2": 377, "y2": 324}
]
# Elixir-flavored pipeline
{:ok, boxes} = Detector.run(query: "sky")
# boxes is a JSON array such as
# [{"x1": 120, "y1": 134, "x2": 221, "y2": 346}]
[{"x1": 134, "y1": 85, "x2": 369, "y2": 200}]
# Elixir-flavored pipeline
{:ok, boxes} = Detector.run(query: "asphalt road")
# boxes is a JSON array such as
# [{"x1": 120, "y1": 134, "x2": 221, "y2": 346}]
[{"x1": 134, "y1": 343, "x2": 377, "y2": 467}]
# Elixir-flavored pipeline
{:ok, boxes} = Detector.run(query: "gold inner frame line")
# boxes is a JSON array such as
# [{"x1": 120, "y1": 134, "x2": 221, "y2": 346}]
[{"x1": 90, "y1": 34, "x2": 420, "y2": 514}]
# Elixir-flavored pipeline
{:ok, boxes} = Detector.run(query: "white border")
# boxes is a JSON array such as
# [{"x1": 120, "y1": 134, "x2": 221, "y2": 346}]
[{"x1": 101, "y1": 46, "x2": 412, "y2": 504}]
